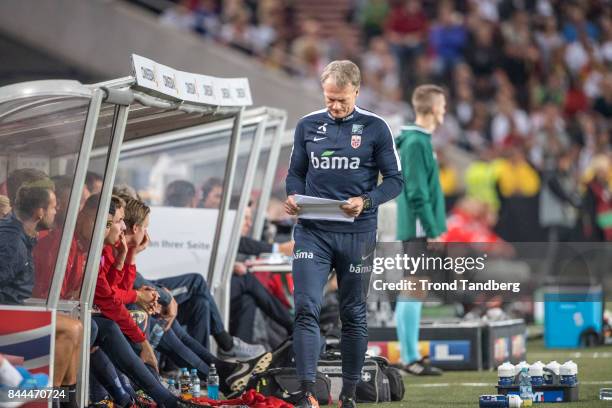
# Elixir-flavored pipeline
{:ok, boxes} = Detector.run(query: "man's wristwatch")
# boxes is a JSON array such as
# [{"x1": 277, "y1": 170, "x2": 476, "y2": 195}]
[{"x1": 360, "y1": 194, "x2": 372, "y2": 211}]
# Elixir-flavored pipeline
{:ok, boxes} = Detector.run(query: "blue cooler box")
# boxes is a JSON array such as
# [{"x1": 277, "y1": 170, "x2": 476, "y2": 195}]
[{"x1": 544, "y1": 286, "x2": 603, "y2": 348}]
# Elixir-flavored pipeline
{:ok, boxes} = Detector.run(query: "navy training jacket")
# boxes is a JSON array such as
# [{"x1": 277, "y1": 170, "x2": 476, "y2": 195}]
[{"x1": 286, "y1": 106, "x2": 403, "y2": 232}]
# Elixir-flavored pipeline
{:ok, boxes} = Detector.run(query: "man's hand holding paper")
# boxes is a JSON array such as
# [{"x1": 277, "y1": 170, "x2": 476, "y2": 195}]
[{"x1": 287, "y1": 194, "x2": 355, "y2": 222}]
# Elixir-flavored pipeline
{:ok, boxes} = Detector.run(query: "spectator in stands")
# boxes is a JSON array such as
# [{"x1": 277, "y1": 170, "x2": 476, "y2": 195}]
[
  {"x1": 462, "y1": 101, "x2": 491, "y2": 152},
  {"x1": 499, "y1": 10, "x2": 533, "y2": 95},
  {"x1": 0, "y1": 195, "x2": 9, "y2": 218},
  {"x1": 562, "y1": 3, "x2": 599, "y2": 44},
  {"x1": 200, "y1": 177, "x2": 223, "y2": 208},
  {"x1": 361, "y1": 36, "x2": 401, "y2": 105},
  {"x1": 582, "y1": 155, "x2": 612, "y2": 241},
  {"x1": 495, "y1": 144, "x2": 541, "y2": 199},
  {"x1": 464, "y1": 21, "x2": 499, "y2": 80},
  {"x1": 529, "y1": 103, "x2": 570, "y2": 170},
  {"x1": 576, "y1": 112, "x2": 600, "y2": 173},
  {"x1": 493, "y1": 143, "x2": 544, "y2": 241},
  {"x1": 594, "y1": 73, "x2": 612, "y2": 121},
  {"x1": 159, "y1": 0, "x2": 198, "y2": 31},
  {"x1": 531, "y1": 70, "x2": 566, "y2": 110},
  {"x1": 437, "y1": 149, "x2": 460, "y2": 211},
  {"x1": 534, "y1": 16, "x2": 565, "y2": 73},
  {"x1": 164, "y1": 179, "x2": 197, "y2": 207},
  {"x1": 359, "y1": 0, "x2": 389, "y2": 41},
  {"x1": 490, "y1": 93, "x2": 530, "y2": 147},
  {"x1": 453, "y1": 82, "x2": 475, "y2": 128},
  {"x1": 601, "y1": 16, "x2": 612, "y2": 65},
  {"x1": 563, "y1": 76, "x2": 589, "y2": 118},
  {"x1": 384, "y1": 0, "x2": 428, "y2": 81},
  {"x1": 291, "y1": 19, "x2": 330, "y2": 78},
  {"x1": 219, "y1": 5, "x2": 257, "y2": 54},
  {"x1": 465, "y1": 149, "x2": 500, "y2": 212},
  {"x1": 429, "y1": 1, "x2": 467, "y2": 77},
  {"x1": 250, "y1": 0, "x2": 282, "y2": 56}
]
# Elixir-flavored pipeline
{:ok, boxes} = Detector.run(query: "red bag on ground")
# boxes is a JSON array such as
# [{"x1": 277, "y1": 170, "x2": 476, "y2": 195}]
[{"x1": 189, "y1": 389, "x2": 294, "y2": 408}]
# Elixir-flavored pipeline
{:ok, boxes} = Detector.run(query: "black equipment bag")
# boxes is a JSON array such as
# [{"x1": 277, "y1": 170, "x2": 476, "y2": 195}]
[
  {"x1": 246, "y1": 367, "x2": 331, "y2": 405},
  {"x1": 317, "y1": 351, "x2": 391, "y2": 402},
  {"x1": 368, "y1": 356, "x2": 405, "y2": 401}
]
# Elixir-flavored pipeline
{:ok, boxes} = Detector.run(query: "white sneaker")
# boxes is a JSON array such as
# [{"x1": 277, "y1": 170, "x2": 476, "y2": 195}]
[{"x1": 218, "y1": 337, "x2": 266, "y2": 360}]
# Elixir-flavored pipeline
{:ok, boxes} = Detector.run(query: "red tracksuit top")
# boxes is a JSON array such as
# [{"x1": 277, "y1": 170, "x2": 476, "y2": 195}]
[
  {"x1": 94, "y1": 245, "x2": 145, "y2": 343},
  {"x1": 32, "y1": 229, "x2": 87, "y2": 300}
]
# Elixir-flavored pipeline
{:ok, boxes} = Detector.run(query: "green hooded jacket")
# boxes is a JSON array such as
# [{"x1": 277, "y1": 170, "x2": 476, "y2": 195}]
[{"x1": 395, "y1": 124, "x2": 447, "y2": 240}]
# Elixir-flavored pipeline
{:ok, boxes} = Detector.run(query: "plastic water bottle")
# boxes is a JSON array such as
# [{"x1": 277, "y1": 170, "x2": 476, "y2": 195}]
[
  {"x1": 207, "y1": 364, "x2": 220, "y2": 400},
  {"x1": 529, "y1": 361, "x2": 545, "y2": 386},
  {"x1": 167, "y1": 379, "x2": 179, "y2": 396},
  {"x1": 544, "y1": 361, "x2": 560, "y2": 385},
  {"x1": 149, "y1": 322, "x2": 164, "y2": 349},
  {"x1": 519, "y1": 367, "x2": 533, "y2": 407},
  {"x1": 479, "y1": 395, "x2": 522, "y2": 407},
  {"x1": 514, "y1": 361, "x2": 529, "y2": 376},
  {"x1": 179, "y1": 368, "x2": 192, "y2": 398},
  {"x1": 497, "y1": 362, "x2": 515, "y2": 386},
  {"x1": 190, "y1": 368, "x2": 201, "y2": 398},
  {"x1": 560, "y1": 361, "x2": 578, "y2": 386}
]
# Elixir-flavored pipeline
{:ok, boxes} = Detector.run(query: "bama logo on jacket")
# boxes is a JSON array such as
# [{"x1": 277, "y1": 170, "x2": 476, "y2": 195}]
[{"x1": 310, "y1": 151, "x2": 360, "y2": 170}]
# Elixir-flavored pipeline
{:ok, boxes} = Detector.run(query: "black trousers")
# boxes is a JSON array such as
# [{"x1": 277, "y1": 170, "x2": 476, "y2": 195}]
[
  {"x1": 229, "y1": 273, "x2": 293, "y2": 343},
  {"x1": 154, "y1": 273, "x2": 225, "y2": 348}
]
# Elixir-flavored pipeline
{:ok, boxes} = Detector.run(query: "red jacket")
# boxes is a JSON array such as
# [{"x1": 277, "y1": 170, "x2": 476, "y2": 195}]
[
  {"x1": 106, "y1": 246, "x2": 138, "y2": 304},
  {"x1": 33, "y1": 229, "x2": 87, "y2": 300},
  {"x1": 440, "y1": 208, "x2": 502, "y2": 243},
  {"x1": 94, "y1": 245, "x2": 145, "y2": 343}
]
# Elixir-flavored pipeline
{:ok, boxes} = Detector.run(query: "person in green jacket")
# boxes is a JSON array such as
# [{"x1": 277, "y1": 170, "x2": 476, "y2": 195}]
[{"x1": 394, "y1": 84, "x2": 447, "y2": 376}]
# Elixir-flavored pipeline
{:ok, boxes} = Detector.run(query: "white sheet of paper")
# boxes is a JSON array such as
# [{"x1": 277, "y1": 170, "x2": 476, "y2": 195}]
[{"x1": 294, "y1": 194, "x2": 354, "y2": 222}]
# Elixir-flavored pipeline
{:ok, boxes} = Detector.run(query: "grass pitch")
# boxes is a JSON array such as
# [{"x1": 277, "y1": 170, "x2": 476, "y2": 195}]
[{"x1": 361, "y1": 338, "x2": 612, "y2": 407}]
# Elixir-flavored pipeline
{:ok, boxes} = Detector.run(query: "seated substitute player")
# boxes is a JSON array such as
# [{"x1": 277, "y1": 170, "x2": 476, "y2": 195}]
[{"x1": 284, "y1": 60, "x2": 403, "y2": 408}]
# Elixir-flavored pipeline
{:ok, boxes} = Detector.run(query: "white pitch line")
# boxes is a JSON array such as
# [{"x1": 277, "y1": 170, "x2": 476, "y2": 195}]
[
  {"x1": 581, "y1": 381, "x2": 612, "y2": 385},
  {"x1": 530, "y1": 352, "x2": 612, "y2": 359},
  {"x1": 409, "y1": 383, "x2": 451, "y2": 388},
  {"x1": 410, "y1": 381, "x2": 612, "y2": 388}
]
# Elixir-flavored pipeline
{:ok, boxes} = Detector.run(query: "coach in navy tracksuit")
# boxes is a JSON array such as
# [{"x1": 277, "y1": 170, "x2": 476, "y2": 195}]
[{"x1": 285, "y1": 60, "x2": 403, "y2": 408}]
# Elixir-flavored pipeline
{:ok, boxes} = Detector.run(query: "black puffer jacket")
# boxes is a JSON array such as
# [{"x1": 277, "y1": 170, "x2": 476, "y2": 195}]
[{"x1": 0, "y1": 213, "x2": 37, "y2": 304}]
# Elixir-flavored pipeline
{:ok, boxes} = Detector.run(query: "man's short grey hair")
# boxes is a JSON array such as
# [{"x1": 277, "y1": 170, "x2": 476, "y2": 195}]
[{"x1": 320, "y1": 60, "x2": 361, "y2": 89}]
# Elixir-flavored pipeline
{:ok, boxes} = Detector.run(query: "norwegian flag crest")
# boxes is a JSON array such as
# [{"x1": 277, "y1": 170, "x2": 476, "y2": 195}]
[{"x1": 351, "y1": 135, "x2": 361, "y2": 149}]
